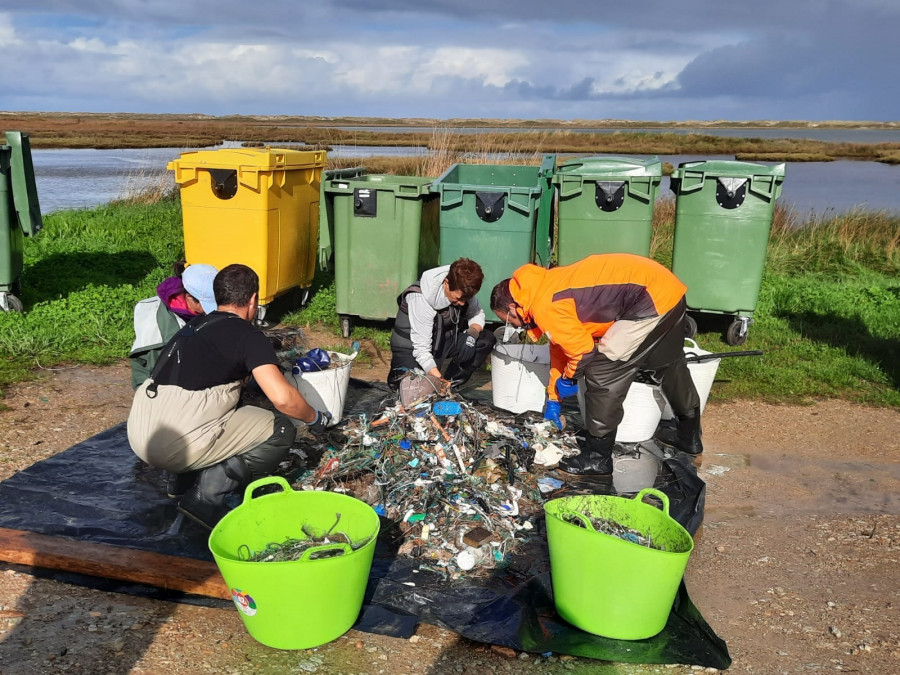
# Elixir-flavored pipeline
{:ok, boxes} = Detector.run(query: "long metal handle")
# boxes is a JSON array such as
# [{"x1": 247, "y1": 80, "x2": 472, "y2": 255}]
[{"x1": 684, "y1": 349, "x2": 763, "y2": 364}]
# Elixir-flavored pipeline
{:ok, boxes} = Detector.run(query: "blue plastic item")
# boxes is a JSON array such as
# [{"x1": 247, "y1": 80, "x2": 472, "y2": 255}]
[
  {"x1": 293, "y1": 357, "x2": 319, "y2": 373},
  {"x1": 306, "y1": 348, "x2": 331, "y2": 369},
  {"x1": 432, "y1": 401, "x2": 462, "y2": 416}
]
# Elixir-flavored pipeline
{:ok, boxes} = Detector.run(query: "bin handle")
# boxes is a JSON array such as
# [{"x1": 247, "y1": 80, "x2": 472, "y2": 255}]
[
  {"x1": 634, "y1": 488, "x2": 670, "y2": 516},
  {"x1": 438, "y1": 186, "x2": 464, "y2": 208},
  {"x1": 557, "y1": 174, "x2": 585, "y2": 199},
  {"x1": 298, "y1": 542, "x2": 352, "y2": 562},
  {"x1": 625, "y1": 175, "x2": 655, "y2": 202},
  {"x1": 677, "y1": 169, "x2": 706, "y2": 194},
  {"x1": 240, "y1": 475, "x2": 291, "y2": 504},
  {"x1": 397, "y1": 182, "x2": 428, "y2": 196},
  {"x1": 748, "y1": 173, "x2": 780, "y2": 201},
  {"x1": 507, "y1": 189, "x2": 536, "y2": 214}
]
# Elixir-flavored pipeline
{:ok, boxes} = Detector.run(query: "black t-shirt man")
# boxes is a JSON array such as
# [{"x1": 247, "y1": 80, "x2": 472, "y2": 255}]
[{"x1": 150, "y1": 312, "x2": 279, "y2": 390}]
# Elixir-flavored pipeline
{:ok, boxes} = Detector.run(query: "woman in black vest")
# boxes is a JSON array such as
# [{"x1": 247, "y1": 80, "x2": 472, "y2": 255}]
[{"x1": 388, "y1": 258, "x2": 496, "y2": 391}]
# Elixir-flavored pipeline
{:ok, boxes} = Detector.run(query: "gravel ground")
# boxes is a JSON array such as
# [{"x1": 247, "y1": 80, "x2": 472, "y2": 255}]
[{"x1": 0, "y1": 346, "x2": 898, "y2": 674}]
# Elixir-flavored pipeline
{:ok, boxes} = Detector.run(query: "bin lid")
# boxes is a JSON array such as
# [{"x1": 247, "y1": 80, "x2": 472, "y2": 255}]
[
  {"x1": 556, "y1": 155, "x2": 662, "y2": 178},
  {"x1": 168, "y1": 147, "x2": 326, "y2": 171},
  {"x1": 672, "y1": 159, "x2": 786, "y2": 178},
  {"x1": 5, "y1": 132, "x2": 43, "y2": 237},
  {"x1": 324, "y1": 173, "x2": 433, "y2": 195}
]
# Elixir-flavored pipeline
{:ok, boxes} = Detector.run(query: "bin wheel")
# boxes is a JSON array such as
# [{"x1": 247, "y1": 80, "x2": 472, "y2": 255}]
[
  {"x1": 684, "y1": 314, "x2": 698, "y2": 339},
  {"x1": 254, "y1": 304, "x2": 270, "y2": 328},
  {"x1": 726, "y1": 320, "x2": 749, "y2": 346},
  {"x1": 340, "y1": 316, "x2": 353, "y2": 339},
  {"x1": 1, "y1": 293, "x2": 23, "y2": 312}
]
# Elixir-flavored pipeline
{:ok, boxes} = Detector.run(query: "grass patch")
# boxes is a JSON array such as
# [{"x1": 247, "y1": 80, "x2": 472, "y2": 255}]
[
  {"x1": 1, "y1": 157, "x2": 898, "y2": 409},
  {"x1": 0, "y1": 196, "x2": 185, "y2": 389}
]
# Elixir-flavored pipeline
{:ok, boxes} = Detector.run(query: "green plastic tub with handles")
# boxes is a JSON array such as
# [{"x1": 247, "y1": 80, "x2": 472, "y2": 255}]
[
  {"x1": 544, "y1": 488, "x2": 694, "y2": 640},
  {"x1": 209, "y1": 476, "x2": 380, "y2": 650}
]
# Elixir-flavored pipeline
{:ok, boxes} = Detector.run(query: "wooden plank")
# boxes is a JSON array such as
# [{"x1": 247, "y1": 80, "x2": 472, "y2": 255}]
[{"x1": 0, "y1": 526, "x2": 231, "y2": 600}]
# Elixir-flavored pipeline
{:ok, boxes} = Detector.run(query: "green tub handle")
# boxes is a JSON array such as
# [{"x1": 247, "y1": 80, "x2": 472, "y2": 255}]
[
  {"x1": 634, "y1": 488, "x2": 670, "y2": 516},
  {"x1": 298, "y1": 542, "x2": 353, "y2": 561},
  {"x1": 558, "y1": 509, "x2": 597, "y2": 532},
  {"x1": 240, "y1": 475, "x2": 292, "y2": 504}
]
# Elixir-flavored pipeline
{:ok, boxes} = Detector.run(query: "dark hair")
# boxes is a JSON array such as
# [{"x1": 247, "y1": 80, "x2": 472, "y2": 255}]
[
  {"x1": 446, "y1": 258, "x2": 484, "y2": 300},
  {"x1": 490, "y1": 278, "x2": 514, "y2": 312},
  {"x1": 173, "y1": 260, "x2": 188, "y2": 277},
  {"x1": 214, "y1": 264, "x2": 259, "y2": 307}
]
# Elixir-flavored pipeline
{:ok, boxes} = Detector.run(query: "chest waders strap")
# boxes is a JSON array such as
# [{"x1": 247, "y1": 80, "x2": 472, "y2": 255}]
[{"x1": 144, "y1": 313, "x2": 234, "y2": 398}]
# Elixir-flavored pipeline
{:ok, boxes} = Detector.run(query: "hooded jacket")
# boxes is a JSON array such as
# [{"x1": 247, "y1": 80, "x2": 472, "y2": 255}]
[
  {"x1": 129, "y1": 277, "x2": 195, "y2": 389},
  {"x1": 394, "y1": 265, "x2": 486, "y2": 373},
  {"x1": 509, "y1": 254, "x2": 686, "y2": 400}
]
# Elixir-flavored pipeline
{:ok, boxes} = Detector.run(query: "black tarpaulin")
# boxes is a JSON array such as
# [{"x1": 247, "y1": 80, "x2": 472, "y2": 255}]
[{"x1": 0, "y1": 380, "x2": 730, "y2": 669}]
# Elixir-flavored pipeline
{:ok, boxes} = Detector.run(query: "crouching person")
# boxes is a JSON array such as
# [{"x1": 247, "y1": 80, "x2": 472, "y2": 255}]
[
  {"x1": 387, "y1": 258, "x2": 496, "y2": 391},
  {"x1": 127, "y1": 264, "x2": 331, "y2": 529}
]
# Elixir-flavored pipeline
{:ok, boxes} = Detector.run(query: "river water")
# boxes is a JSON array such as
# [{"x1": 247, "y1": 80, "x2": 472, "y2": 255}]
[{"x1": 29, "y1": 134, "x2": 900, "y2": 216}]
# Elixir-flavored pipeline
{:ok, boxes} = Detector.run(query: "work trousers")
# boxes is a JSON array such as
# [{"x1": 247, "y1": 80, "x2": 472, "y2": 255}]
[
  {"x1": 581, "y1": 298, "x2": 700, "y2": 439},
  {"x1": 238, "y1": 410, "x2": 295, "y2": 482}
]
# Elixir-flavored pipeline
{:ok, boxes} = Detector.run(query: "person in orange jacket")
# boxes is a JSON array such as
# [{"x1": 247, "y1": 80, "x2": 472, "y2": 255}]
[{"x1": 490, "y1": 253, "x2": 702, "y2": 475}]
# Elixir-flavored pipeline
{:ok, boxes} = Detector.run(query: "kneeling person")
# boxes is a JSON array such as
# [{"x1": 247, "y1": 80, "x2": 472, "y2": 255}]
[
  {"x1": 388, "y1": 258, "x2": 496, "y2": 390},
  {"x1": 127, "y1": 264, "x2": 331, "y2": 529}
]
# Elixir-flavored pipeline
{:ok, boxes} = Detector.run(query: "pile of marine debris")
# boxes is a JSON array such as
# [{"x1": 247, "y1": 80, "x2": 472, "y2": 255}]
[{"x1": 292, "y1": 382, "x2": 585, "y2": 577}]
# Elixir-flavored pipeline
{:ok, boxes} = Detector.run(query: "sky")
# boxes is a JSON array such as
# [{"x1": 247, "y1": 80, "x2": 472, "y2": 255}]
[{"x1": 1, "y1": 1, "x2": 898, "y2": 122}]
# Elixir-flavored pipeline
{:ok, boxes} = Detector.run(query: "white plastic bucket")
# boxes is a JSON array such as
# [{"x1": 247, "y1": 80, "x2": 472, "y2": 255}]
[
  {"x1": 288, "y1": 352, "x2": 352, "y2": 427},
  {"x1": 612, "y1": 449, "x2": 661, "y2": 494},
  {"x1": 490, "y1": 344, "x2": 551, "y2": 414},
  {"x1": 661, "y1": 338, "x2": 721, "y2": 420},
  {"x1": 578, "y1": 381, "x2": 666, "y2": 443}
]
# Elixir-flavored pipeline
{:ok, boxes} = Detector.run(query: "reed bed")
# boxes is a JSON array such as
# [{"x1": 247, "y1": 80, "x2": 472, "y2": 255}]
[{"x1": 5, "y1": 113, "x2": 899, "y2": 162}]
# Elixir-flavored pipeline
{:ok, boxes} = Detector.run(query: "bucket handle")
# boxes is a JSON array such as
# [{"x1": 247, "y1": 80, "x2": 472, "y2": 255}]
[
  {"x1": 298, "y1": 542, "x2": 352, "y2": 561},
  {"x1": 684, "y1": 338, "x2": 699, "y2": 350},
  {"x1": 558, "y1": 510, "x2": 597, "y2": 532},
  {"x1": 634, "y1": 488, "x2": 670, "y2": 516},
  {"x1": 240, "y1": 475, "x2": 292, "y2": 504}
]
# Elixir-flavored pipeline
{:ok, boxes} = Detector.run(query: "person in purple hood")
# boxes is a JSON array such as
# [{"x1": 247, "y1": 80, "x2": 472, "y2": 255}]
[{"x1": 129, "y1": 262, "x2": 218, "y2": 390}]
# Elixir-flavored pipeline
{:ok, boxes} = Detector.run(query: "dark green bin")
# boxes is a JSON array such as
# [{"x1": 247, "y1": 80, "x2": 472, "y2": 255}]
[
  {"x1": 1, "y1": 132, "x2": 43, "y2": 312},
  {"x1": 670, "y1": 160, "x2": 785, "y2": 345},
  {"x1": 430, "y1": 155, "x2": 555, "y2": 312},
  {"x1": 323, "y1": 173, "x2": 439, "y2": 337},
  {"x1": 553, "y1": 156, "x2": 662, "y2": 265}
]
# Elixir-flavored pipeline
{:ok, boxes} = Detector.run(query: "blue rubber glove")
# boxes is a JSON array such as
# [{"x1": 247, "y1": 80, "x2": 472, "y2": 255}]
[
  {"x1": 555, "y1": 377, "x2": 579, "y2": 399},
  {"x1": 544, "y1": 400, "x2": 562, "y2": 429}
]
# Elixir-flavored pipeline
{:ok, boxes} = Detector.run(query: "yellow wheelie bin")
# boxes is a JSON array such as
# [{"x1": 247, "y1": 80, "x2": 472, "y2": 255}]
[{"x1": 168, "y1": 147, "x2": 327, "y2": 318}]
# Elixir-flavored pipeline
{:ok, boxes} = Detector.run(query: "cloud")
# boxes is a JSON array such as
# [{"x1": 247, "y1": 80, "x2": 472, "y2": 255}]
[{"x1": 1, "y1": 3, "x2": 898, "y2": 120}]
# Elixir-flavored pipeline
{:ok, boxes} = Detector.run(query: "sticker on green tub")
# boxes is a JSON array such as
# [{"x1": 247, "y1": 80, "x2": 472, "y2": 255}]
[{"x1": 231, "y1": 589, "x2": 258, "y2": 616}]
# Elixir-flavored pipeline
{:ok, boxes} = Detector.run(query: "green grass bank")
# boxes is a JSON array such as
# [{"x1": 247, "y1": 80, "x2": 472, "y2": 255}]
[{"x1": 1, "y1": 191, "x2": 898, "y2": 408}]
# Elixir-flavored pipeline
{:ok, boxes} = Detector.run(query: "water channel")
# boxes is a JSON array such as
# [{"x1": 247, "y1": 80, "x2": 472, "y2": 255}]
[{"x1": 28, "y1": 132, "x2": 900, "y2": 217}]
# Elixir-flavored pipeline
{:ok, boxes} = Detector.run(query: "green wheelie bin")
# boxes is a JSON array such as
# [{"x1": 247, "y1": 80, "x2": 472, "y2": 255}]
[
  {"x1": 552, "y1": 156, "x2": 662, "y2": 265},
  {"x1": 1, "y1": 132, "x2": 43, "y2": 312},
  {"x1": 323, "y1": 173, "x2": 439, "y2": 337},
  {"x1": 431, "y1": 154, "x2": 556, "y2": 312},
  {"x1": 669, "y1": 160, "x2": 785, "y2": 345}
]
